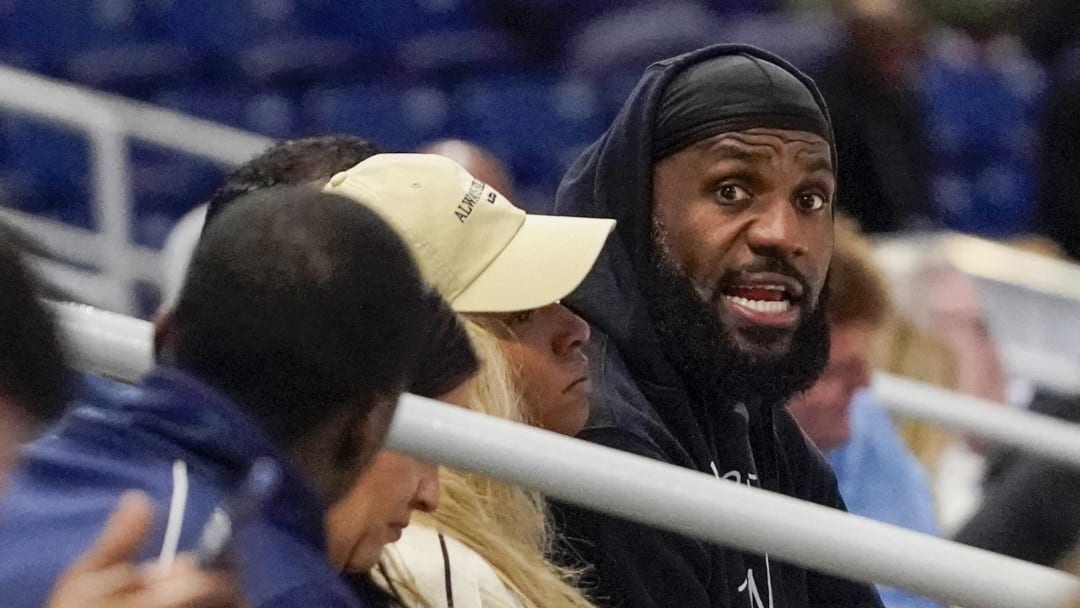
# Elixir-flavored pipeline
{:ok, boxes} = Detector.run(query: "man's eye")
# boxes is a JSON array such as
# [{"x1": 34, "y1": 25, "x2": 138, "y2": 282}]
[
  {"x1": 716, "y1": 184, "x2": 752, "y2": 204},
  {"x1": 796, "y1": 192, "x2": 828, "y2": 212}
]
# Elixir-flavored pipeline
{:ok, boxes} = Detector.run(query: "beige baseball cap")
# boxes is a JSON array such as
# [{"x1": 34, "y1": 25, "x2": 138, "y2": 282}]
[{"x1": 324, "y1": 153, "x2": 615, "y2": 313}]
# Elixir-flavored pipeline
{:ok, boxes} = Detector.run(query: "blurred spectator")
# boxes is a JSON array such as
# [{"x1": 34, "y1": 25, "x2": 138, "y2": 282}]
[
  {"x1": 788, "y1": 217, "x2": 892, "y2": 451},
  {"x1": 0, "y1": 238, "x2": 245, "y2": 608},
  {"x1": 0, "y1": 187, "x2": 438, "y2": 608},
  {"x1": 871, "y1": 316, "x2": 959, "y2": 477},
  {"x1": 920, "y1": 267, "x2": 1009, "y2": 405},
  {"x1": 158, "y1": 135, "x2": 381, "y2": 308},
  {"x1": 920, "y1": 24, "x2": 1045, "y2": 237},
  {"x1": 1023, "y1": 0, "x2": 1080, "y2": 259},
  {"x1": 953, "y1": 388, "x2": 1080, "y2": 566},
  {"x1": 885, "y1": 249, "x2": 1011, "y2": 531},
  {"x1": 788, "y1": 217, "x2": 942, "y2": 608},
  {"x1": 950, "y1": 233, "x2": 1080, "y2": 566},
  {"x1": 325, "y1": 153, "x2": 610, "y2": 608},
  {"x1": 202, "y1": 135, "x2": 379, "y2": 226},
  {"x1": 419, "y1": 138, "x2": 516, "y2": 198},
  {"x1": 331, "y1": 296, "x2": 481, "y2": 607},
  {"x1": 818, "y1": 0, "x2": 935, "y2": 233},
  {"x1": 0, "y1": 236, "x2": 69, "y2": 485}
]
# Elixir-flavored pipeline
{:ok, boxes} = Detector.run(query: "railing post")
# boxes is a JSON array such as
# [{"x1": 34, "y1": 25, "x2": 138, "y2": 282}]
[{"x1": 88, "y1": 122, "x2": 135, "y2": 315}]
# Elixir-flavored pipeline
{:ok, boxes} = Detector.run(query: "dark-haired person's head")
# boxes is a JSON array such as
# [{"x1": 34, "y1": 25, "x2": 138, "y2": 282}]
[
  {"x1": 409, "y1": 297, "x2": 480, "y2": 401},
  {"x1": 203, "y1": 135, "x2": 380, "y2": 227},
  {"x1": 328, "y1": 298, "x2": 479, "y2": 575},
  {"x1": 159, "y1": 185, "x2": 434, "y2": 502},
  {"x1": 0, "y1": 237, "x2": 69, "y2": 484}
]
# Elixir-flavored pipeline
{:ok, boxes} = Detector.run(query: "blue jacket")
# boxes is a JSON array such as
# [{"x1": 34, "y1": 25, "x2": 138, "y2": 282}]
[
  {"x1": 827, "y1": 390, "x2": 943, "y2": 608},
  {"x1": 0, "y1": 367, "x2": 365, "y2": 608}
]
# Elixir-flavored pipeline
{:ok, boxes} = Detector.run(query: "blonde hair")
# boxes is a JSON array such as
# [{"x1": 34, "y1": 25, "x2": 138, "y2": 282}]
[
  {"x1": 381, "y1": 318, "x2": 595, "y2": 608},
  {"x1": 871, "y1": 315, "x2": 960, "y2": 473},
  {"x1": 829, "y1": 214, "x2": 893, "y2": 326}
]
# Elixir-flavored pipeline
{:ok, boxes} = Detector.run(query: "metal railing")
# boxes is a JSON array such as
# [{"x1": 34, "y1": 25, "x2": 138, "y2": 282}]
[
  {"x1": 48, "y1": 300, "x2": 1080, "y2": 608},
  {"x1": 0, "y1": 64, "x2": 271, "y2": 315}
]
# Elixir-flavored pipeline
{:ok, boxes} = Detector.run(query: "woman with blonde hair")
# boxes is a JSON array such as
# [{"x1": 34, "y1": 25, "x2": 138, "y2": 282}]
[
  {"x1": 871, "y1": 315, "x2": 960, "y2": 475},
  {"x1": 323, "y1": 153, "x2": 614, "y2": 607},
  {"x1": 370, "y1": 319, "x2": 595, "y2": 608}
]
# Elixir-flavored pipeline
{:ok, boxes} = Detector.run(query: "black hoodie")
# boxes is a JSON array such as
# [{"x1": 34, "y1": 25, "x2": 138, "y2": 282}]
[{"x1": 552, "y1": 44, "x2": 884, "y2": 608}]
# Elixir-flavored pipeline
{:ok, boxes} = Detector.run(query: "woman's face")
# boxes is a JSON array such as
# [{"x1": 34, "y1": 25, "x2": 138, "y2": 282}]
[
  {"x1": 325, "y1": 382, "x2": 471, "y2": 573},
  {"x1": 478, "y1": 303, "x2": 592, "y2": 437}
]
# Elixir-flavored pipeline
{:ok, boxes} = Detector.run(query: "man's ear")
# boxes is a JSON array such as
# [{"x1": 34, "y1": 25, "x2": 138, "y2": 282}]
[{"x1": 151, "y1": 307, "x2": 176, "y2": 361}]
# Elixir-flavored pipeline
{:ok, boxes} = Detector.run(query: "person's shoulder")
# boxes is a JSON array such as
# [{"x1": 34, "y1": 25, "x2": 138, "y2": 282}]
[
  {"x1": 237, "y1": 521, "x2": 359, "y2": 607},
  {"x1": 774, "y1": 405, "x2": 826, "y2": 463},
  {"x1": 579, "y1": 331, "x2": 685, "y2": 464},
  {"x1": 773, "y1": 406, "x2": 843, "y2": 501}
]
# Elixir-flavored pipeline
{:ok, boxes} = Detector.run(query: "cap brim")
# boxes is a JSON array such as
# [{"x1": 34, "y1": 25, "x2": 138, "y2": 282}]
[{"x1": 452, "y1": 215, "x2": 615, "y2": 313}]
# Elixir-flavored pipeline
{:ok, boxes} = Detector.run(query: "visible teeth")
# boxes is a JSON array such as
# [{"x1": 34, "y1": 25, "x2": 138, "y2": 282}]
[{"x1": 726, "y1": 296, "x2": 792, "y2": 314}]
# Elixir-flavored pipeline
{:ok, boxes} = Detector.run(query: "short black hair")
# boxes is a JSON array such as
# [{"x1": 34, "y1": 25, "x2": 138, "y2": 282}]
[
  {"x1": 203, "y1": 135, "x2": 380, "y2": 227},
  {"x1": 0, "y1": 235, "x2": 69, "y2": 424},
  {"x1": 173, "y1": 185, "x2": 433, "y2": 449},
  {"x1": 409, "y1": 298, "x2": 479, "y2": 399}
]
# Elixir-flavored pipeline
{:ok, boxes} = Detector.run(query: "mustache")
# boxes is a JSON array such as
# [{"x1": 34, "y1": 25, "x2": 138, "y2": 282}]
[{"x1": 711, "y1": 257, "x2": 812, "y2": 303}]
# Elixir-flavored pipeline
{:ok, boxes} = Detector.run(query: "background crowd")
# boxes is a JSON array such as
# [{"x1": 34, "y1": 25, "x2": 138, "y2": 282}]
[{"x1": 3, "y1": 1, "x2": 1080, "y2": 608}]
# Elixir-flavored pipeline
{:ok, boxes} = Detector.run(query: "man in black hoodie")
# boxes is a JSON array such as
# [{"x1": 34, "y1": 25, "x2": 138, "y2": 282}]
[{"x1": 553, "y1": 44, "x2": 884, "y2": 607}]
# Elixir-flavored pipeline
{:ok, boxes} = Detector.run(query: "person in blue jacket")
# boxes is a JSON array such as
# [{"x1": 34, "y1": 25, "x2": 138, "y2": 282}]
[
  {"x1": 0, "y1": 232, "x2": 70, "y2": 485},
  {"x1": 0, "y1": 186, "x2": 439, "y2": 608},
  {"x1": 1, "y1": 232, "x2": 250, "y2": 607},
  {"x1": 788, "y1": 218, "x2": 943, "y2": 608}
]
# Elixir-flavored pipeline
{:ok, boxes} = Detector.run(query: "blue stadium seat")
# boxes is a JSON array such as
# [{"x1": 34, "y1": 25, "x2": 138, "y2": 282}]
[
  {"x1": 306, "y1": 0, "x2": 479, "y2": 51},
  {"x1": 65, "y1": 42, "x2": 201, "y2": 99},
  {"x1": 148, "y1": 2, "x2": 374, "y2": 85},
  {"x1": 148, "y1": 0, "x2": 297, "y2": 54},
  {"x1": 455, "y1": 77, "x2": 605, "y2": 194},
  {"x1": 920, "y1": 44, "x2": 1045, "y2": 237},
  {"x1": 153, "y1": 88, "x2": 298, "y2": 138},
  {"x1": 129, "y1": 144, "x2": 224, "y2": 248},
  {"x1": 0, "y1": 2, "x2": 194, "y2": 96},
  {"x1": 716, "y1": 14, "x2": 839, "y2": 77},
  {"x1": 564, "y1": 2, "x2": 720, "y2": 78},
  {"x1": 0, "y1": 117, "x2": 93, "y2": 228},
  {"x1": 1, "y1": 0, "x2": 146, "y2": 56},
  {"x1": 231, "y1": 36, "x2": 369, "y2": 87},
  {"x1": 701, "y1": 0, "x2": 783, "y2": 15},
  {"x1": 395, "y1": 28, "x2": 523, "y2": 82},
  {"x1": 302, "y1": 86, "x2": 450, "y2": 152}
]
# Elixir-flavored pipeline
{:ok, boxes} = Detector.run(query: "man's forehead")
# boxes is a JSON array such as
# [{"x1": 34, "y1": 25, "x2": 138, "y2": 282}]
[
  {"x1": 697, "y1": 129, "x2": 831, "y2": 150},
  {"x1": 694, "y1": 129, "x2": 833, "y2": 171}
]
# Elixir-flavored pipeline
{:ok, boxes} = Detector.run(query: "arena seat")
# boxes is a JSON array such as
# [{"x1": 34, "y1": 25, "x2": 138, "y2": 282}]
[
  {"x1": 0, "y1": 117, "x2": 93, "y2": 228},
  {"x1": 302, "y1": 86, "x2": 451, "y2": 152},
  {"x1": 153, "y1": 88, "x2": 298, "y2": 138}
]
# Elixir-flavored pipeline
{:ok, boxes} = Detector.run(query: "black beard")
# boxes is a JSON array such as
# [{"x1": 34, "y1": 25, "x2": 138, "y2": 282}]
[{"x1": 641, "y1": 246, "x2": 830, "y2": 410}]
